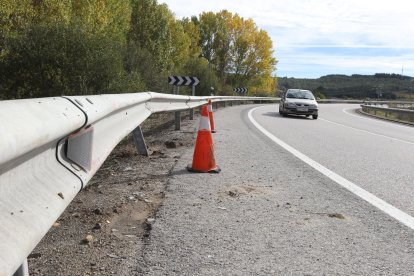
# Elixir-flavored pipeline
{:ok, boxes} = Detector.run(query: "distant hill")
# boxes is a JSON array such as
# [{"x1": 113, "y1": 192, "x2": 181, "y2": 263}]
[{"x1": 277, "y1": 74, "x2": 414, "y2": 100}]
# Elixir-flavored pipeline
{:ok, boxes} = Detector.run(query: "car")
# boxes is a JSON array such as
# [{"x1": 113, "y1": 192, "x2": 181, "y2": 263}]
[{"x1": 279, "y1": 89, "x2": 319, "y2": 119}]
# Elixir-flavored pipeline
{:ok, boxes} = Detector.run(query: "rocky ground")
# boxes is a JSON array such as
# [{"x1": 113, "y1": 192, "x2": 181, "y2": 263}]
[{"x1": 28, "y1": 111, "x2": 199, "y2": 275}]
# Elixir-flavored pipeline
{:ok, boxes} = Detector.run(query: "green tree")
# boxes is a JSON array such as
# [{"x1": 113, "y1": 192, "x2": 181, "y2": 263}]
[
  {"x1": 0, "y1": 0, "x2": 279, "y2": 99},
  {"x1": 70, "y1": 0, "x2": 131, "y2": 39},
  {"x1": 199, "y1": 11, "x2": 231, "y2": 80},
  {"x1": 0, "y1": 0, "x2": 33, "y2": 59},
  {"x1": 129, "y1": 0, "x2": 190, "y2": 72},
  {"x1": 182, "y1": 57, "x2": 220, "y2": 96},
  {"x1": 198, "y1": 10, "x2": 277, "y2": 95},
  {"x1": 1, "y1": 23, "x2": 125, "y2": 98},
  {"x1": 180, "y1": 17, "x2": 201, "y2": 59},
  {"x1": 124, "y1": 43, "x2": 166, "y2": 91}
]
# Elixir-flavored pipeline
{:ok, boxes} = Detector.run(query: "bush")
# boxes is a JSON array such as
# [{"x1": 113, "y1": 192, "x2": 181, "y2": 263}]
[
  {"x1": 182, "y1": 57, "x2": 220, "y2": 96},
  {"x1": 105, "y1": 71, "x2": 146, "y2": 94},
  {"x1": 0, "y1": 23, "x2": 125, "y2": 99},
  {"x1": 124, "y1": 43, "x2": 168, "y2": 92}
]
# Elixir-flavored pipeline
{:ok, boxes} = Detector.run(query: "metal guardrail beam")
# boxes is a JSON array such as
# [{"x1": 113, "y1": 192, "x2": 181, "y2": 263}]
[
  {"x1": 318, "y1": 99, "x2": 414, "y2": 105},
  {"x1": 318, "y1": 99, "x2": 364, "y2": 104},
  {"x1": 365, "y1": 100, "x2": 414, "y2": 105},
  {"x1": 360, "y1": 104, "x2": 414, "y2": 125},
  {"x1": 0, "y1": 92, "x2": 277, "y2": 276}
]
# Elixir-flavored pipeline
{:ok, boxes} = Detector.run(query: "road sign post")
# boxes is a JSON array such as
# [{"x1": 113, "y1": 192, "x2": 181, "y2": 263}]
[
  {"x1": 190, "y1": 85, "x2": 196, "y2": 120},
  {"x1": 175, "y1": 86, "x2": 180, "y2": 130},
  {"x1": 234, "y1": 87, "x2": 248, "y2": 95},
  {"x1": 168, "y1": 76, "x2": 200, "y2": 128}
]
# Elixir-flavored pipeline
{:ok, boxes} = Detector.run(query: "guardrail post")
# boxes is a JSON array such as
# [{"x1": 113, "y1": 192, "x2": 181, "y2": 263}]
[
  {"x1": 175, "y1": 112, "x2": 181, "y2": 130},
  {"x1": 189, "y1": 108, "x2": 194, "y2": 120},
  {"x1": 132, "y1": 125, "x2": 149, "y2": 156},
  {"x1": 223, "y1": 101, "x2": 226, "y2": 108},
  {"x1": 13, "y1": 259, "x2": 29, "y2": 276},
  {"x1": 190, "y1": 85, "x2": 195, "y2": 120},
  {"x1": 174, "y1": 86, "x2": 181, "y2": 130}
]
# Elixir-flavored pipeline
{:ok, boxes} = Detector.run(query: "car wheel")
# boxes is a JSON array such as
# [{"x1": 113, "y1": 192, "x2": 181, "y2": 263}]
[
  {"x1": 312, "y1": 115, "x2": 318, "y2": 119},
  {"x1": 279, "y1": 105, "x2": 285, "y2": 116}
]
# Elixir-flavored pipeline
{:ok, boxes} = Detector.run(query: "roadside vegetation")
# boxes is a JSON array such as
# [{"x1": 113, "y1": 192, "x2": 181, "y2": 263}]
[
  {"x1": 0, "y1": 0, "x2": 277, "y2": 100},
  {"x1": 278, "y1": 74, "x2": 414, "y2": 100}
]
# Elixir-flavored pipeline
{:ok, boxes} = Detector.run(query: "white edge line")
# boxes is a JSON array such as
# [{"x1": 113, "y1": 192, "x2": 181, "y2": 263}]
[{"x1": 248, "y1": 106, "x2": 414, "y2": 231}]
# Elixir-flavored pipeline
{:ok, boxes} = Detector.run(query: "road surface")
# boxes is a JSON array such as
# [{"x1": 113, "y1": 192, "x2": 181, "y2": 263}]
[{"x1": 140, "y1": 104, "x2": 414, "y2": 275}]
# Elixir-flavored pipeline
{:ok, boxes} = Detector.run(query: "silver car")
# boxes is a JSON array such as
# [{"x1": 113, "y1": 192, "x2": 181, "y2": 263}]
[{"x1": 279, "y1": 89, "x2": 319, "y2": 119}]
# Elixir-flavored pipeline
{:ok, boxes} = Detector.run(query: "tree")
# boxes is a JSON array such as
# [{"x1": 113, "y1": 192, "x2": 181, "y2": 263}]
[
  {"x1": 1, "y1": 23, "x2": 125, "y2": 98},
  {"x1": 0, "y1": 1, "x2": 280, "y2": 99},
  {"x1": 128, "y1": 0, "x2": 190, "y2": 72},
  {"x1": 198, "y1": 11, "x2": 232, "y2": 81},
  {"x1": 180, "y1": 17, "x2": 201, "y2": 59},
  {"x1": 0, "y1": 0, "x2": 33, "y2": 60},
  {"x1": 182, "y1": 57, "x2": 220, "y2": 96},
  {"x1": 198, "y1": 10, "x2": 277, "y2": 95}
]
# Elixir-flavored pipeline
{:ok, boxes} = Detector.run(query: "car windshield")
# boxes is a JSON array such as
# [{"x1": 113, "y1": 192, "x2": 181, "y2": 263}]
[{"x1": 286, "y1": 90, "x2": 315, "y2": 100}]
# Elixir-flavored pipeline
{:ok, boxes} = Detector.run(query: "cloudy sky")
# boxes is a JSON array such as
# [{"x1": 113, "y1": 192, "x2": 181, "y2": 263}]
[{"x1": 159, "y1": 0, "x2": 414, "y2": 78}]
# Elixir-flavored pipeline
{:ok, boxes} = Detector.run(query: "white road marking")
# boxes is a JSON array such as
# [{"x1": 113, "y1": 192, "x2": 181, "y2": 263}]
[
  {"x1": 343, "y1": 107, "x2": 371, "y2": 119},
  {"x1": 320, "y1": 117, "x2": 414, "y2": 146},
  {"x1": 248, "y1": 106, "x2": 414, "y2": 231}
]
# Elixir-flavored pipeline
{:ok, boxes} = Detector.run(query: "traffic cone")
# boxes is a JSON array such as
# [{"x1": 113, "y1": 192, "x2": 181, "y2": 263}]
[
  {"x1": 187, "y1": 105, "x2": 220, "y2": 173},
  {"x1": 208, "y1": 100, "x2": 216, "y2": 133}
]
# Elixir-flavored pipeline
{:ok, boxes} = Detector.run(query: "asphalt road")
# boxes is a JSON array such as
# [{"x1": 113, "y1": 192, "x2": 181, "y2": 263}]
[
  {"x1": 141, "y1": 104, "x2": 414, "y2": 275},
  {"x1": 253, "y1": 104, "x2": 414, "y2": 217}
]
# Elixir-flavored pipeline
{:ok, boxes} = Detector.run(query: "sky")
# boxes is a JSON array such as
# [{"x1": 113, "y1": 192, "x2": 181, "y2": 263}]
[{"x1": 159, "y1": 0, "x2": 414, "y2": 78}]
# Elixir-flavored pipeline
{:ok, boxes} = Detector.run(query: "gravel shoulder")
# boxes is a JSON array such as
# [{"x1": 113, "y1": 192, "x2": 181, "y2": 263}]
[
  {"x1": 28, "y1": 104, "x2": 414, "y2": 275},
  {"x1": 141, "y1": 104, "x2": 414, "y2": 275},
  {"x1": 28, "y1": 111, "x2": 199, "y2": 275}
]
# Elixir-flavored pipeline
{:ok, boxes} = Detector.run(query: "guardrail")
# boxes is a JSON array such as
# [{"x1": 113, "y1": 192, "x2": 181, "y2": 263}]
[
  {"x1": 387, "y1": 102, "x2": 414, "y2": 110},
  {"x1": 0, "y1": 92, "x2": 277, "y2": 276},
  {"x1": 318, "y1": 99, "x2": 414, "y2": 106},
  {"x1": 318, "y1": 99, "x2": 364, "y2": 104},
  {"x1": 360, "y1": 104, "x2": 414, "y2": 125},
  {"x1": 361, "y1": 100, "x2": 414, "y2": 107}
]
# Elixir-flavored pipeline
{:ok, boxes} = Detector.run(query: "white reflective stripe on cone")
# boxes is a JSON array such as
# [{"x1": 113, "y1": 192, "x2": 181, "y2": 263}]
[
  {"x1": 208, "y1": 104, "x2": 213, "y2": 112},
  {"x1": 199, "y1": 116, "x2": 211, "y2": 131}
]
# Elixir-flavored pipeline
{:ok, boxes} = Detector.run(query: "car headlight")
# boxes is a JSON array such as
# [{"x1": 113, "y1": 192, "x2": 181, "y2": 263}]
[
  {"x1": 286, "y1": 102, "x2": 296, "y2": 107},
  {"x1": 309, "y1": 104, "x2": 317, "y2": 108}
]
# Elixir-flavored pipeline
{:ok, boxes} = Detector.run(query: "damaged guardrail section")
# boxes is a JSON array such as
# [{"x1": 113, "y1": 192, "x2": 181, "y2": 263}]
[
  {"x1": 360, "y1": 104, "x2": 414, "y2": 125},
  {"x1": 0, "y1": 92, "x2": 277, "y2": 276}
]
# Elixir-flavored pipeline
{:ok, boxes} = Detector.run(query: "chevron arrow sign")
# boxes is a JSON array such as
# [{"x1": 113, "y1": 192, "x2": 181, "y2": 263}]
[
  {"x1": 234, "y1": 87, "x2": 248, "y2": 94},
  {"x1": 168, "y1": 76, "x2": 200, "y2": 86}
]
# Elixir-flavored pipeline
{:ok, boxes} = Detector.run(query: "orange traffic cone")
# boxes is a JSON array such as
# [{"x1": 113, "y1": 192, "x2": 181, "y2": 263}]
[
  {"x1": 187, "y1": 105, "x2": 220, "y2": 173},
  {"x1": 208, "y1": 100, "x2": 216, "y2": 133}
]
